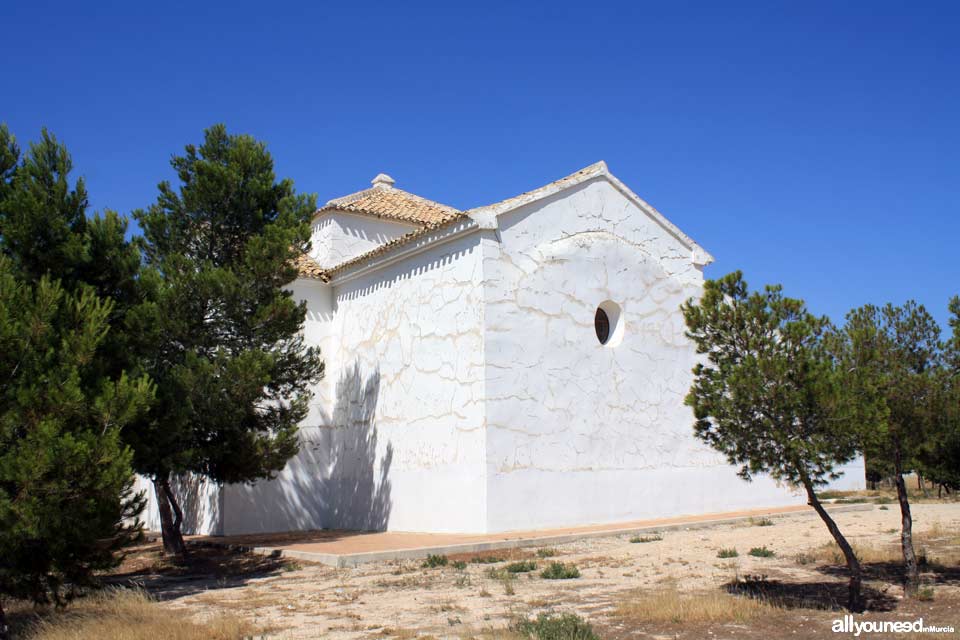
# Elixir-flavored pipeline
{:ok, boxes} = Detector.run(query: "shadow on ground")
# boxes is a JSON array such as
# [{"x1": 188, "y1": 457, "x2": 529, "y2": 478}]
[
  {"x1": 816, "y1": 559, "x2": 960, "y2": 587},
  {"x1": 101, "y1": 542, "x2": 297, "y2": 602},
  {"x1": 724, "y1": 575, "x2": 899, "y2": 612}
]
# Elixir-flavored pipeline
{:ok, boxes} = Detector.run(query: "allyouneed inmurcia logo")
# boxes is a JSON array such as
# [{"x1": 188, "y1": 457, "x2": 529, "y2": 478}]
[{"x1": 832, "y1": 615, "x2": 956, "y2": 636}]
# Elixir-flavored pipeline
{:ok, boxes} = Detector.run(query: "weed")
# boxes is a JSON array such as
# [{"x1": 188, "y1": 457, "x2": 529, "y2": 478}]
[
  {"x1": 629, "y1": 534, "x2": 663, "y2": 543},
  {"x1": 512, "y1": 613, "x2": 599, "y2": 640},
  {"x1": 452, "y1": 560, "x2": 467, "y2": 570},
  {"x1": 917, "y1": 587, "x2": 935, "y2": 601},
  {"x1": 501, "y1": 574, "x2": 516, "y2": 595},
  {"x1": 749, "y1": 517, "x2": 775, "y2": 527},
  {"x1": 536, "y1": 548, "x2": 558, "y2": 558},
  {"x1": 471, "y1": 556, "x2": 504, "y2": 564},
  {"x1": 281, "y1": 560, "x2": 303, "y2": 572},
  {"x1": 717, "y1": 548, "x2": 739, "y2": 558},
  {"x1": 749, "y1": 546, "x2": 775, "y2": 558},
  {"x1": 794, "y1": 552, "x2": 816, "y2": 565},
  {"x1": 506, "y1": 560, "x2": 538, "y2": 573},
  {"x1": 540, "y1": 562, "x2": 580, "y2": 580},
  {"x1": 422, "y1": 554, "x2": 448, "y2": 568}
]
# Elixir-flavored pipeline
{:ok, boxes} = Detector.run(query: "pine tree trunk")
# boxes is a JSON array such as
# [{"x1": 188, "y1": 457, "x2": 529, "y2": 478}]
[
  {"x1": 0, "y1": 597, "x2": 10, "y2": 640},
  {"x1": 800, "y1": 473, "x2": 864, "y2": 612},
  {"x1": 153, "y1": 475, "x2": 186, "y2": 556},
  {"x1": 893, "y1": 447, "x2": 919, "y2": 596}
]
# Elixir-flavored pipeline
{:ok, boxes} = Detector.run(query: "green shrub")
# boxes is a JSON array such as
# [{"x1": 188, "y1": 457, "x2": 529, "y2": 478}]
[
  {"x1": 749, "y1": 546, "x2": 775, "y2": 558},
  {"x1": 917, "y1": 587, "x2": 935, "y2": 601},
  {"x1": 471, "y1": 555, "x2": 504, "y2": 564},
  {"x1": 452, "y1": 560, "x2": 467, "y2": 570},
  {"x1": 422, "y1": 554, "x2": 448, "y2": 568},
  {"x1": 513, "y1": 613, "x2": 599, "y2": 640},
  {"x1": 506, "y1": 560, "x2": 538, "y2": 573},
  {"x1": 629, "y1": 534, "x2": 663, "y2": 543},
  {"x1": 540, "y1": 562, "x2": 580, "y2": 580},
  {"x1": 536, "y1": 548, "x2": 558, "y2": 558},
  {"x1": 717, "y1": 548, "x2": 739, "y2": 558}
]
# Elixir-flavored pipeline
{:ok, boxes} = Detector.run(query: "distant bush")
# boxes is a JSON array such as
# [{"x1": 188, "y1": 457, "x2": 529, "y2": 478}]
[
  {"x1": 717, "y1": 548, "x2": 739, "y2": 558},
  {"x1": 749, "y1": 517, "x2": 775, "y2": 527},
  {"x1": 541, "y1": 562, "x2": 581, "y2": 580},
  {"x1": 536, "y1": 548, "x2": 558, "y2": 558},
  {"x1": 471, "y1": 555, "x2": 504, "y2": 564},
  {"x1": 512, "y1": 613, "x2": 599, "y2": 640},
  {"x1": 749, "y1": 546, "x2": 775, "y2": 558},
  {"x1": 506, "y1": 560, "x2": 538, "y2": 573},
  {"x1": 452, "y1": 560, "x2": 467, "y2": 570},
  {"x1": 422, "y1": 554, "x2": 448, "y2": 568}
]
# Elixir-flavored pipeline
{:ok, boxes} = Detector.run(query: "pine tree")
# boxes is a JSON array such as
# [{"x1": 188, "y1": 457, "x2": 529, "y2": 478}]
[
  {"x1": 132, "y1": 125, "x2": 324, "y2": 554},
  {"x1": 0, "y1": 125, "x2": 153, "y2": 638},
  {"x1": 918, "y1": 298, "x2": 960, "y2": 496},
  {"x1": 839, "y1": 302, "x2": 941, "y2": 597},
  {"x1": 0, "y1": 264, "x2": 151, "y2": 636},
  {"x1": 682, "y1": 271, "x2": 874, "y2": 611}
]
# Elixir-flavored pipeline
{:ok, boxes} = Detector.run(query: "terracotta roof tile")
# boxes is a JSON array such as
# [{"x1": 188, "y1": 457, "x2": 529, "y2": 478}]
[
  {"x1": 316, "y1": 174, "x2": 462, "y2": 226},
  {"x1": 293, "y1": 253, "x2": 330, "y2": 282}
]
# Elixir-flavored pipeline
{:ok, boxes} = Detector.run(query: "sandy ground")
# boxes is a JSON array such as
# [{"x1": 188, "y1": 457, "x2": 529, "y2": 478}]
[{"x1": 140, "y1": 502, "x2": 960, "y2": 639}]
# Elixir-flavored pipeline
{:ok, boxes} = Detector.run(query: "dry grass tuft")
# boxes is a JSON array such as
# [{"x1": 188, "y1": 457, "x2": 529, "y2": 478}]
[
  {"x1": 22, "y1": 589, "x2": 257, "y2": 640},
  {"x1": 798, "y1": 540, "x2": 902, "y2": 566},
  {"x1": 616, "y1": 586, "x2": 777, "y2": 624}
]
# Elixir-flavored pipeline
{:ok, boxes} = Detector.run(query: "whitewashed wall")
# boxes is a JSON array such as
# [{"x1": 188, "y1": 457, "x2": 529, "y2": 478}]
[
  {"x1": 479, "y1": 177, "x2": 844, "y2": 532},
  {"x1": 322, "y1": 233, "x2": 488, "y2": 533},
  {"x1": 311, "y1": 212, "x2": 418, "y2": 269},
  {"x1": 221, "y1": 234, "x2": 487, "y2": 534}
]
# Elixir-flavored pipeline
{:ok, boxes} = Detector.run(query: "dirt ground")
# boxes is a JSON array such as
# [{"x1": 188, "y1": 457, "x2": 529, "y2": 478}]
[{"x1": 96, "y1": 500, "x2": 960, "y2": 639}]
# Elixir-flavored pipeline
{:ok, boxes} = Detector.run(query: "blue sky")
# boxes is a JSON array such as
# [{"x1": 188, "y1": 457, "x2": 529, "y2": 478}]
[{"x1": 3, "y1": 1, "x2": 958, "y2": 328}]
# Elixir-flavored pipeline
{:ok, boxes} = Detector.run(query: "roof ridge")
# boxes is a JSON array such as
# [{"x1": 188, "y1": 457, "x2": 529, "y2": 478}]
[{"x1": 322, "y1": 185, "x2": 460, "y2": 213}]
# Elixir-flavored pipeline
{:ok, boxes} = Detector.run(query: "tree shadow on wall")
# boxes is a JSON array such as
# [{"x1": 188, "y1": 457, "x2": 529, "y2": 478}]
[
  {"x1": 169, "y1": 473, "x2": 223, "y2": 535},
  {"x1": 313, "y1": 359, "x2": 393, "y2": 531},
  {"x1": 220, "y1": 359, "x2": 393, "y2": 534}
]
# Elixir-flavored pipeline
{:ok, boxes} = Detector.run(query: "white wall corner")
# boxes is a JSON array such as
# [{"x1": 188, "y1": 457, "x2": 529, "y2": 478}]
[
  {"x1": 692, "y1": 246, "x2": 715, "y2": 267},
  {"x1": 467, "y1": 208, "x2": 500, "y2": 231}
]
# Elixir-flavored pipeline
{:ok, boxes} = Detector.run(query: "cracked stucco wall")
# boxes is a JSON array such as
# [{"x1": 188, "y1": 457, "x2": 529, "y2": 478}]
[
  {"x1": 219, "y1": 235, "x2": 487, "y2": 535},
  {"x1": 326, "y1": 233, "x2": 488, "y2": 532},
  {"x1": 481, "y1": 177, "x2": 826, "y2": 532}
]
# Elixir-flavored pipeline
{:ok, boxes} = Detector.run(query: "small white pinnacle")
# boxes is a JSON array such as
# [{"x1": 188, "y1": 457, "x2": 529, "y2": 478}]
[{"x1": 371, "y1": 173, "x2": 395, "y2": 189}]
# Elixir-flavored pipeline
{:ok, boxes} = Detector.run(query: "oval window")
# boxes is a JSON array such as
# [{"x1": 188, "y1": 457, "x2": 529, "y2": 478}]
[
  {"x1": 594, "y1": 301, "x2": 624, "y2": 347},
  {"x1": 595, "y1": 307, "x2": 611, "y2": 345}
]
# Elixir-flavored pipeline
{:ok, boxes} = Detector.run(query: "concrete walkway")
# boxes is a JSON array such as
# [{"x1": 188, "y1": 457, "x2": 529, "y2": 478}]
[{"x1": 190, "y1": 503, "x2": 871, "y2": 567}]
